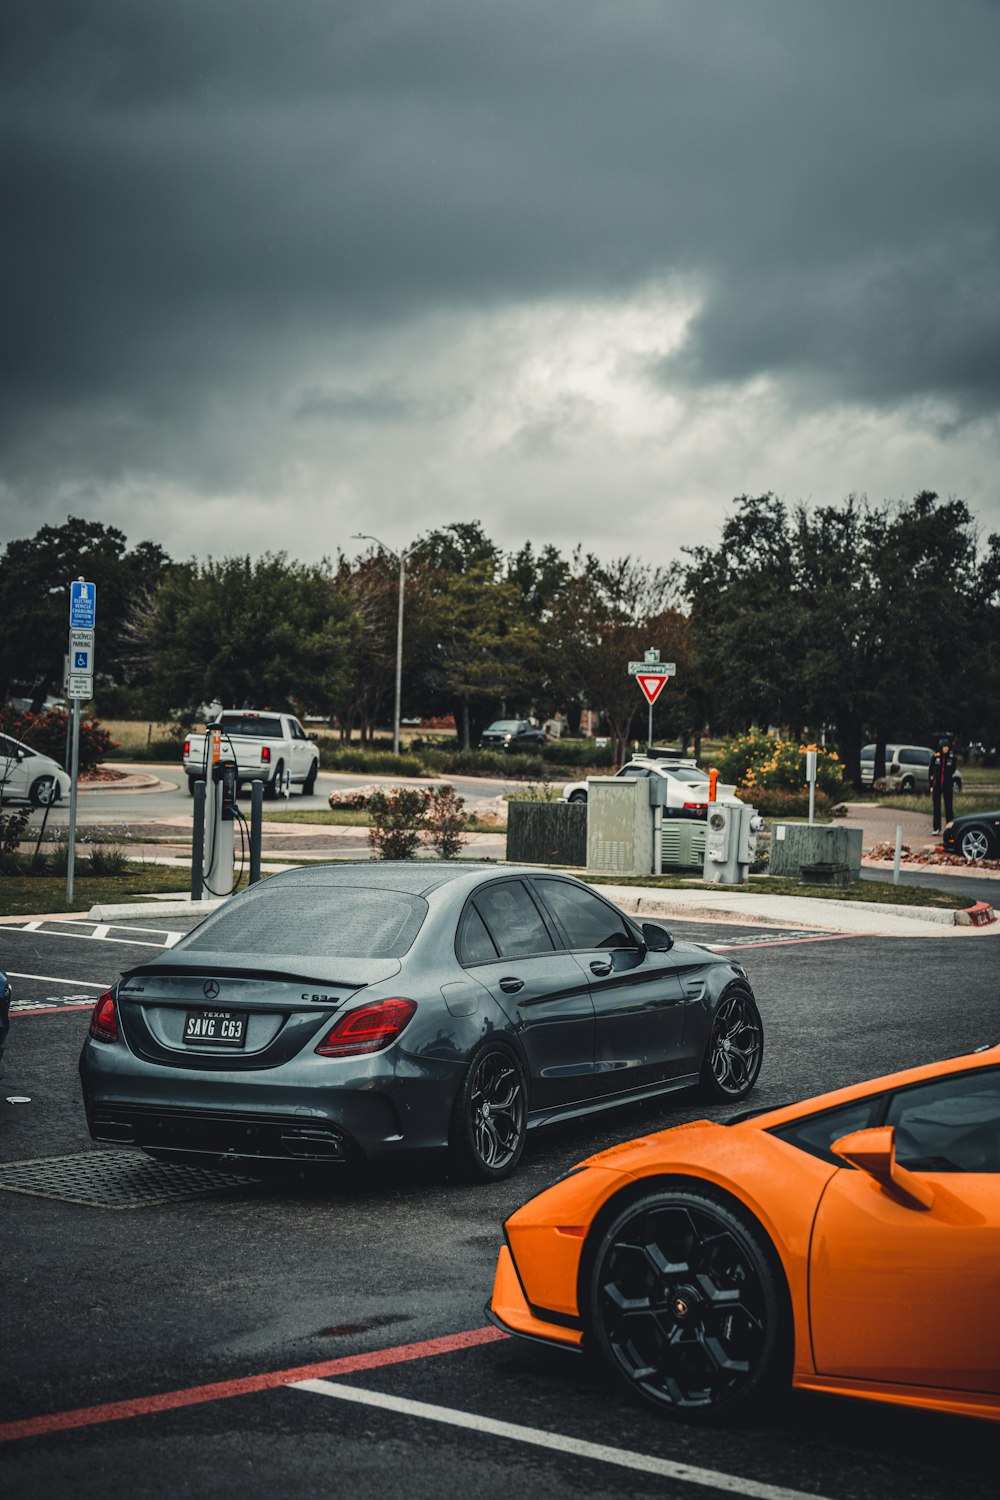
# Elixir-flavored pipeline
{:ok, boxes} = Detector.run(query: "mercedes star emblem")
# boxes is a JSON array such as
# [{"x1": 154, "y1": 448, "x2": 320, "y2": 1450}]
[{"x1": 203, "y1": 979, "x2": 220, "y2": 999}]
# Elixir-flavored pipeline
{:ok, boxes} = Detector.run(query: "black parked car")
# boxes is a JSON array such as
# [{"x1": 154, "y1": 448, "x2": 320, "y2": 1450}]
[
  {"x1": 942, "y1": 811, "x2": 1000, "y2": 861},
  {"x1": 79, "y1": 863, "x2": 764, "y2": 1182},
  {"x1": 479, "y1": 719, "x2": 547, "y2": 751}
]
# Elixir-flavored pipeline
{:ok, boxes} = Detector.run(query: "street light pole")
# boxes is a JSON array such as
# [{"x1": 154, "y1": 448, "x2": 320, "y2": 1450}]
[
  {"x1": 393, "y1": 548, "x2": 406, "y2": 756},
  {"x1": 353, "y1": 533, "x2": 422, "y2": 755}
]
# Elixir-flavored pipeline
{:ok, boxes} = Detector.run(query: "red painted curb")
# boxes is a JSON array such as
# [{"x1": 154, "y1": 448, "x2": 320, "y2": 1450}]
[
  {"x1": 962, "y1": 901, "x2": 997, "y2": 927},
  {"x1": 0, "y1": 1326, "x2": 507, "y2": 1443}
]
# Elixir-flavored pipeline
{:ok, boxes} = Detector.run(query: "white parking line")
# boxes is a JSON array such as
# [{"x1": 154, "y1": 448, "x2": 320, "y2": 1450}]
[
  {"x1": 291, "y1": 1380, "x2": 832, "y2": 1500},
  {"x1": 3, "y1": 924, "x2": 179, "y2": 950},
  {"x1": 6, "y1": 972, "x2": 107, "y2": 989}
]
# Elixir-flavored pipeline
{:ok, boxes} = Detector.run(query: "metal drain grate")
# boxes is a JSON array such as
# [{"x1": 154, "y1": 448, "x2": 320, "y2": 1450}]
[{"x1": 0, "y1": 1150, "x2": 260, "y2": 1209}]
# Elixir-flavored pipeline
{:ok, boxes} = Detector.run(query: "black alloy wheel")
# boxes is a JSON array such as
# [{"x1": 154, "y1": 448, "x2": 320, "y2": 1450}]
[
  {"x1": 264, "y1": 761, "x2": 284, "y2": 800},
  {"x1": 959, "y1": 826, "x2": 992, "y2": 861},
  {"x1": 899, "y1": 775, "x2": 915, "y2": 794},
  {"x1": 29, "y1": 775, "x2": 58, "y2": 808},
  {"x1": 568, "y1": 790, "x2": 587, "y2": 804},
  {"x1": 700, "y1": 986, "x2": 763, "y2": 1102},
  {"x1": 451, "y1": 1042, "x2": 527, "y2": 1181},
  {"x1": 302, "y1": 762, "x2": 318, "y2": 796},
  {"x1": 587, "y1": 1188, "x2": 787, "y2": 1420}
]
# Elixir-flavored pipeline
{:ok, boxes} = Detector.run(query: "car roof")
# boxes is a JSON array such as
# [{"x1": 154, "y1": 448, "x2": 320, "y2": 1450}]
[{"x1": 262, "y1": 861, "x2": 584, "y2": 898}]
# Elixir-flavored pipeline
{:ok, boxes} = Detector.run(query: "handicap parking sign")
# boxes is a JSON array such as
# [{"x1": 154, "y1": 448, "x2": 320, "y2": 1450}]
[{"x1": 74, "y1": 650, "x2": 89, "y2": 669}]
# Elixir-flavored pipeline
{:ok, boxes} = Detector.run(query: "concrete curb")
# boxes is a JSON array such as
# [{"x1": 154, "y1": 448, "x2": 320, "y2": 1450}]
[{"x1": 86, "y1": 898, "x2": 227, "y2": 919}]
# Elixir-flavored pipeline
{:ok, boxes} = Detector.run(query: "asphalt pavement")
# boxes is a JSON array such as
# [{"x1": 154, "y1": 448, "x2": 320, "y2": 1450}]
[{"x1": 1, "y1": 910, "x2": 997, "y2": 1500}]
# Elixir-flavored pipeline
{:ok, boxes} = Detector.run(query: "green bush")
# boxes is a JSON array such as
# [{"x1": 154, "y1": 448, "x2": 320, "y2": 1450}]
[
  {"x1": 713, "y1": 732, "x2": 845, "y2": 803},
  {"x1": 421, "y1": 748, "x2": 544, "y2": 779},
  {"x1": 424, "y1": 785, "x2": 467, "y2": 859},
  {"x1": 751, "y1": 789, "x2": 835, "y2": 819},
  {"x1": 83, "y1": 845, "x2": 132, "y2": 876},
  {"x1": 367, "y1": 787, "x2": 430, "y2": 860},
  {"x1": 319, "y1": 746, "x2": 426, "y2": 777},
  {"x1": 0, "y1": 805, "x2": 30, "y2": 857},
  {"x1": 542, "y1": 740, "x2": 615, "y2": 768}
]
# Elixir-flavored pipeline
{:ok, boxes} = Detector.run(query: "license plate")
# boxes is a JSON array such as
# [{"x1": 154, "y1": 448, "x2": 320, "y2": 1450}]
[{"x1": 183, "y1": 1008, "x2": 248, "y2": 1047}]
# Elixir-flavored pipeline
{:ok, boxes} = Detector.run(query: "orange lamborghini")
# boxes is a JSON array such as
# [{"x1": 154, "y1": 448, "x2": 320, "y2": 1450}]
[{"x1": 488, "y1": 1045, "x2": 1000, "y2": 1422}]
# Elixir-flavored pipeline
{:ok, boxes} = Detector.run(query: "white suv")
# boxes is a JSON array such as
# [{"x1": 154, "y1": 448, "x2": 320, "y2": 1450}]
[{"x1": 561, "y1": 757, "x2": 742, "y2": 817}]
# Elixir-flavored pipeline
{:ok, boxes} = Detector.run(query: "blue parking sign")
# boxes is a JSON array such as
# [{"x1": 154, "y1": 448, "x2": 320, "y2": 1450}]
[{"x1": 70, "y1": 581, "x2": 97, "y2": 629}]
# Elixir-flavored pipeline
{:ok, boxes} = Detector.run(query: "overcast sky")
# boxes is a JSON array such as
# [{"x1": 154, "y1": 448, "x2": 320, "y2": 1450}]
[{"x1": 3, "y1": 1, "x2": 999, "y2": 569}]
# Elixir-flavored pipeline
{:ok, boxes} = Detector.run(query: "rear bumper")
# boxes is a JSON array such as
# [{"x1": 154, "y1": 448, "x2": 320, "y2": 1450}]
[
  {"x1": 85, "y1": 1100, "x2": 355, "y2": 1163},
  {"x1": 79, "y1": 1041, "x2": 462, "y2": 1164}
]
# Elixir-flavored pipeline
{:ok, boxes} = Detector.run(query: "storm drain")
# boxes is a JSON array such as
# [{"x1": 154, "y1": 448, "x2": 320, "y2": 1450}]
[{"x1": 0, "y1": 1150, "x2": 260, "y2": 1209}]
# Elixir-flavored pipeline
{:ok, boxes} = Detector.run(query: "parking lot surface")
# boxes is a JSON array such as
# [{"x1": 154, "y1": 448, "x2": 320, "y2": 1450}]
[{"x1": 1, "y1": 909, "x2": 998, "y2": 1499}]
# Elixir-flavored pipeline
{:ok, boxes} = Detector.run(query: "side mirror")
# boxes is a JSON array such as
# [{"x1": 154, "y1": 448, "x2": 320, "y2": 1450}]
[
  {"x1": 831, "y1": 1126, "x2": 934, "y2": 1210},
  {"x1": 308, "y1": 733, "x2": 318, "y2": 742},
  {"x1": 641, "y1": 921, "x2": 674, "y2": 953}
]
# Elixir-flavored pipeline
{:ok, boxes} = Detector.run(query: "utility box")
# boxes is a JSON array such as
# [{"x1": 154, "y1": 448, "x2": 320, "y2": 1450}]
[
  {"x1": 586, "y1": 776, "x2": 654, "y2": 876},
  {"x1": 703, "y1": 803, "x2": 763, "y2": 884},
  {"x1": 768, "y1": 823, "x2": 862, "y2": 882},
  {"x1": 661, "y1": 819, "x2": 707, "y2": 869}
]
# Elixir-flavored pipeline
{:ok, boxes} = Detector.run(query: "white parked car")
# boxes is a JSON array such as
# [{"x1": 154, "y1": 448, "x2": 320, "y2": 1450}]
[
  {"x1": 0, "y1": 733, "x2": 72, "y2": 807},
  {"x1": 561, "y1": 756, "x2": 742, "y2": 818}
]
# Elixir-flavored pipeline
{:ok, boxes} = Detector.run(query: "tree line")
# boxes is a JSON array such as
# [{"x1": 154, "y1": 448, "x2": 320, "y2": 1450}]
[{"x1": 1, "y1": 493, "x2": 997, "y2": 783}]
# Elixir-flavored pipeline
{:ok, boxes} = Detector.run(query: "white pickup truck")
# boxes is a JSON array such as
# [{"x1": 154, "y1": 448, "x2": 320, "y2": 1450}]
[{"x1": 182, "y1": 711, "x2": 320, "y2": 798}]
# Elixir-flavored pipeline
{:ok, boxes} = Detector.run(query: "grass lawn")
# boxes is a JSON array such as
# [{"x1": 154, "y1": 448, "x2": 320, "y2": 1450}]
[
  {"x1": 0, "y1": 865, "x2": 194, "y2": 917},
  {"x1": 581, "y1": 872, "x2": 970, "y2": 909},
  {"x1": 876, "y1": 791, "x2": 1000, "y2": 816}
]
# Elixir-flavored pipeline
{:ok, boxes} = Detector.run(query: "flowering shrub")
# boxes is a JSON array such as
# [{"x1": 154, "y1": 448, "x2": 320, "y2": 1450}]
[
  {"x1": 0, "y1": 708, "x2": 116, "y2": 774},
  {"x1": 749, "y1": 789, "x2": 835, "y2": 819},
  {"x1": 424, "y1": 785, "x2": 467, "y2": 860},
  {"x1": 368, "y1": 787, "x2": 431, "y2": 860},
  {"x1": 712, "y1": 733, "x2": 845, "y2": 804}
]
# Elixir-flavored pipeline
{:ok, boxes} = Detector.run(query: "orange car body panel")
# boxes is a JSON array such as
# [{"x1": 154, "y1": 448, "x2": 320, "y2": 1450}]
[{"x1": 490, "y1": 1047, "x2": 1000, "y2": 1422}]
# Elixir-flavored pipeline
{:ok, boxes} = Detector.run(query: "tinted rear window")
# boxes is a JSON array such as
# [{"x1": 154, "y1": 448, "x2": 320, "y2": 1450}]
[
  {"x1": 217, "y1": 715, "x2": 284, "y2": 738},
  {"x1": 181, "y1": 884, "x2": 426, "y2": 958}
]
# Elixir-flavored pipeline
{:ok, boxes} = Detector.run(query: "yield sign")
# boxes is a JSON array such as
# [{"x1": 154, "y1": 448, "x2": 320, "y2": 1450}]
[{"x1": 635, "y1": 673, "x2": 669, "y2": 706}]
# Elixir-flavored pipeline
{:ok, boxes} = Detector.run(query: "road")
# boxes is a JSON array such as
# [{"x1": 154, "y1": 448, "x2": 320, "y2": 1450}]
[
  {"x1": 26, "y1": 763, "x2": 522, "y2": 828},
  {"x1": 1, "y1": 908, "x2": 997, "y2": 1499}
]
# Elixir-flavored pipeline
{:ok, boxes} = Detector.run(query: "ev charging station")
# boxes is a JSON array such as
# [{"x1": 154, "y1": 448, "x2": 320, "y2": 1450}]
[
  {"x1": 189, "y1": 728, "x2": 265, "y2": 901},
  {"x1": 702, "y1": 802, "x2": 765, "y2": 884}
]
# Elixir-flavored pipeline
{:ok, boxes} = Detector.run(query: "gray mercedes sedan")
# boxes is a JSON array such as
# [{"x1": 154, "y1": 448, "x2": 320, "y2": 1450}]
[{"x1": 79, "y1": 863, "x2": 763, "y2": 1181}]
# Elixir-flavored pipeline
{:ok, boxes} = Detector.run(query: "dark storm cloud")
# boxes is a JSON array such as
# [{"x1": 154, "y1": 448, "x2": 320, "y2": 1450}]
[{"x1": 2, "y1": 0, "x2": 999, "y2": 511}]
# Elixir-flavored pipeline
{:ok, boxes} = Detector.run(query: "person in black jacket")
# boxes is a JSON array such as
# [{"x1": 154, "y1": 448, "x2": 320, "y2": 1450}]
[{"x1": 931, "y1": 735, "x2": 957, "y2": 835}]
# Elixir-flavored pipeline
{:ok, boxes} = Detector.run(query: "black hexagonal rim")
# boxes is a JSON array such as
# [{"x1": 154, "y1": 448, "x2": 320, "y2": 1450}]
[{"x1": 595, "y1": 1199, "x2": 768, "y2": 1410}]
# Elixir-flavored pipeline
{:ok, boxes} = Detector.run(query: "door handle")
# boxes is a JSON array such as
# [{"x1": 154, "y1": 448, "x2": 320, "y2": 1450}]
[
  {"x1": 590, "y1": 960, "x2": 612, "y2": 977},
  {"x1": 498, "y1": 976, "x2": 524, "y2": 994}
]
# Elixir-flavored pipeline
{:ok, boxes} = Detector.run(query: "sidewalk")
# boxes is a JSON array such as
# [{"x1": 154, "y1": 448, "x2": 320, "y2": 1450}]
[{"x1": 590, "y1": 884, "x2": 998, "y2": 939}]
